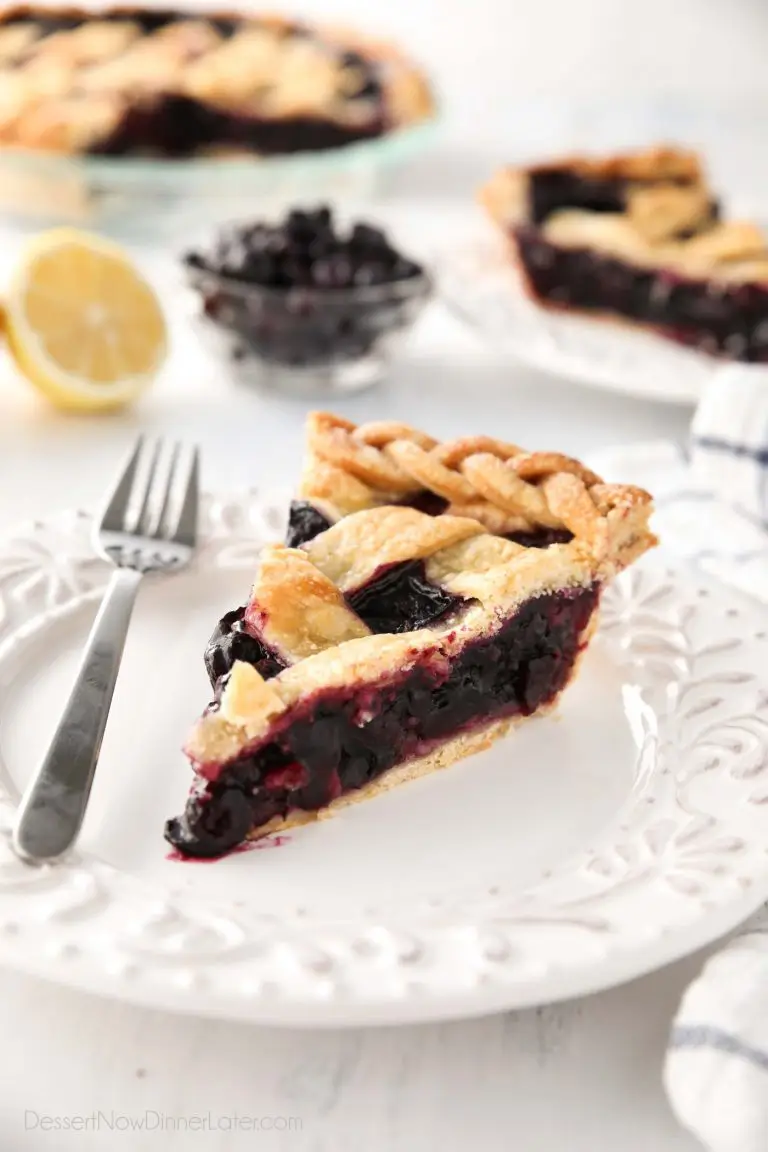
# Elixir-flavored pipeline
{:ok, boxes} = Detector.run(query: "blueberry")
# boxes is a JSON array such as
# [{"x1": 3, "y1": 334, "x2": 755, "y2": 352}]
[
  {"x1": 243, "y1": 254, "x2": 274, "y2": 283},
  {"x1": 204, "y1": 607, "x2": 286, "y2": 686},
  {"x1": 164, "y1": 785, "x2": 255, "y2": 859},
  {"x1": 352, "y1": 264, "x2": 377, "y2": 287},
  {"x1": 286, "y1": 501, "x2": 333, "y2": 547},
  {"x1": 287, "y1": 208, "x2": 311, "y2": 229},
  {"x1": 339, "y1": 52, "x2": 382, "y2": 100},
  {"x1": 282, "y1": 258, "x2": 312, "y2": 287},
  {"x1": 393, "y1": 257, "x2": 421, "y2": 280},
  {"x1": 350, "y1": 222, "x2": 387, "y2": 249},
  {"x1": 312, "y1": 255, "x2": 354, "y2": 288},
  {"x1": 340, "y1": 50, "x2": 366, "y2": 69},
  {"x1": 354, "y1": 261, "x2": 390, "y2": 286},
  {"x1": 285, "y1": 210, "x2": 317, "y2": 242},
  {"x1": 265, "y1": 232, "x2": 289, "y2": 257},
  {"x1": 312, "y1": 205, "x2": 332, "y2": 229}
]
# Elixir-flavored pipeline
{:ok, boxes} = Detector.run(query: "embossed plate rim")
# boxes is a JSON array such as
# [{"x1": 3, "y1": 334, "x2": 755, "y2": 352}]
[{"x1": 0, "y1": 491, "x2": 766, "y2": 1026}]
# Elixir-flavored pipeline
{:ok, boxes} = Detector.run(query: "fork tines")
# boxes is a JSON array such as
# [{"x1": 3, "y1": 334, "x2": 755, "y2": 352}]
[{"x1": 100, "y1": 436, "x2": 200, "y2": 544}]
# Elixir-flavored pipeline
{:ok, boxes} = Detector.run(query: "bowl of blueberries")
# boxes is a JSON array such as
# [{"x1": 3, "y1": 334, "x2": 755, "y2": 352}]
[{"x1": 183, "y1": 205, "x2": 432, "y2": 395}]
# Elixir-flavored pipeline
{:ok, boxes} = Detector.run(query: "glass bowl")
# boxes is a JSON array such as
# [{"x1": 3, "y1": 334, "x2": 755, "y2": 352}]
[
  {"x1": 186, "y1": 259, "x2": 433, "y2": 397},
  {"x1": 0, "y1": 120, "x2": 439, "y2": 242}
]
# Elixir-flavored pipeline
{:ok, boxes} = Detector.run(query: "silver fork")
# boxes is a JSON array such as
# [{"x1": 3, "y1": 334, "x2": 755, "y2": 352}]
[{"x1": 12, "y1": 437, "x2": 200, "y2": 865}]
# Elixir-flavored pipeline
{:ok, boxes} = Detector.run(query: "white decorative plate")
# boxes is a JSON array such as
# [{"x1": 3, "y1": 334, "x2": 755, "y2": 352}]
[
  {"x1": 438, "y1": 226, "x2": 721, "y2": 405},
  {"x1": 0, "y1": 491, "x2": 767, "y2": 1027}
]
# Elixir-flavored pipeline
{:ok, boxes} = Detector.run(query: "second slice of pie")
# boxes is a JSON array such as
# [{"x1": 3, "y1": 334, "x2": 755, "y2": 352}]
[
  {"x1": 480, "y1": 144, "x2": 768, "y2": 362},
  {"x1": 166, "y1": 413, "x2": 655, "y2": 858}
]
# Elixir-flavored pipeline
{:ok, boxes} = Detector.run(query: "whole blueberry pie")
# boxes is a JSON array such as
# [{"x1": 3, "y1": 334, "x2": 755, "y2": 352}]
[
  {"x1": 166, "y1": 412, "x2": 656, "y2": 859},
  {"x1": 0, "y1": 5, "x2": 433, "y2": 156},
  {"x1": 480, "y1": 145, "x2": 768, "y2": 362}
]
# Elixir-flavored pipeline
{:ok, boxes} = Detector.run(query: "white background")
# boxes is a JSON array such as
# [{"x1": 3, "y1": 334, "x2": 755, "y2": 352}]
[
  {"x1": 272, "y1": 0, "x2": 768, "y2": 111},
  {"x1": 2, "y1": 1, "x2": 767, "y2": 1148},
  {"x1": 271, "y1": 0, "x2": 768, "y2": 153}
]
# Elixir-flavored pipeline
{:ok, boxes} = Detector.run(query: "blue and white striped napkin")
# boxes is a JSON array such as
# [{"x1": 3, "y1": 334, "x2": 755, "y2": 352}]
[
  {"x1": 666, "y1": 904, "x2": 768, "y2": 1152},
  {"x1": 591, "y1": 364, "x2": 768, "y2": 1152},
  {"x1": 689, "y1": 365, "x2": 768, "y2": 533}
]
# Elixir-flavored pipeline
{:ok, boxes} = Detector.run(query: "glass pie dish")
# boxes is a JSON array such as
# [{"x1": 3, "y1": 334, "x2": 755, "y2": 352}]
[
  {"x1": 0, "y1": 2, "x2": 438, "y2": 239},
  {"x1": 0, "y1": 120, "x2": 438, "y2": 241}
]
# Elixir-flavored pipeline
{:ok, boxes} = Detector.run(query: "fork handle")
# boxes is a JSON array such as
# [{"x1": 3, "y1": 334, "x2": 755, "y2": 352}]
[{"x1": 13, "y1": 567, "x2": 143, "y2": 863}]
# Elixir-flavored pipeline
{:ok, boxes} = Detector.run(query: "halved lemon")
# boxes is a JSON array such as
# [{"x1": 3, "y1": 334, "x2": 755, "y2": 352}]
[{"x1": 5, "y1": 228, "x2": 167, "y2": 412}]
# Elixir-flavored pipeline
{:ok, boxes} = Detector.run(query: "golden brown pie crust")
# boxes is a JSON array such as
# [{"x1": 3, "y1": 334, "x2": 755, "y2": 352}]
[
  {"x1": 184, "y1": 414, "x2": 654, "y2": 770},
  {"x1": 479, "y1": 144, "x2": 768, "y2": 286},
  {"x1": 299, "y1": 411, "x2": 654, "y2": 556}
]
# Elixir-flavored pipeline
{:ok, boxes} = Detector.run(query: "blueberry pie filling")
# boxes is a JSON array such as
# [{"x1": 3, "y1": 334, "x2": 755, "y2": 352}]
[
  {"x1": 0, "y1": 5, "x2": 433, "y2": 157},
  {"x1": 204, "y1": 607, "x2": 286, "y2": 686},
  {"x1": 480, "y1": 145, "x2": 768, "y2": 362},
  {"x1": 185, "y1": 206, "x2": 430, "y2": 370},
  {"x1": 168, "y1": 584, "x2": 600, "y2": 858},
  {"x1": 167, "y1": 412, "x2": 655, "y2": 859}
]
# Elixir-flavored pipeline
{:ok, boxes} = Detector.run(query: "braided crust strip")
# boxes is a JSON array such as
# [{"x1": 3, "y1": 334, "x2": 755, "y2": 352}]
[{"x1": 300, "y1": 411, "x2": 653, "y2": 564}]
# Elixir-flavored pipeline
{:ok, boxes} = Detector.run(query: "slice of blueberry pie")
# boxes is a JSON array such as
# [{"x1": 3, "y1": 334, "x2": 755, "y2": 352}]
[
  {"x1": 0, "y1": 5, "x2": 433, "y2": 156},
  {"x1": 166, "y1": 412, "x2": 655, "y2": 858},
  {"x1": 480, "y1": 145, "x2": 768, "y2": 361}
]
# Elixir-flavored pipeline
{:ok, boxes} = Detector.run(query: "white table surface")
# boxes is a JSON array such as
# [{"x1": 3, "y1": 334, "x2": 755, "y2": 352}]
[{"x1": 0, "y1": 199, "x2": 706, "y2": 1152}]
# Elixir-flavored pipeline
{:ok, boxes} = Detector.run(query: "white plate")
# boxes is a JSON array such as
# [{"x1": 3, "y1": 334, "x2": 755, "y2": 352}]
[
  {"x1": 0, "y1": 492, "x2": 767, "y2": 1027},
  {"x1": 438, "y1": 226, "x2": 721, "y2": 405}
]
